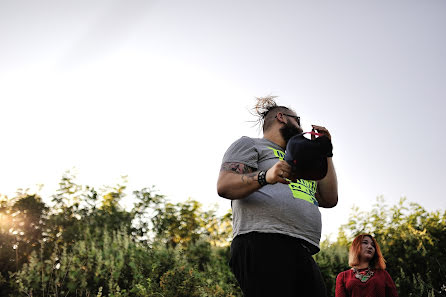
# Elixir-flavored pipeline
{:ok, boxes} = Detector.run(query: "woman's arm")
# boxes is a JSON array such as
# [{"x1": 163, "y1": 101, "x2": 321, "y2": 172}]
[
  {"x1": 335, "y1": 272, "x2": 347, "y2": 297},
  {"x1": 384, "y1": 270, "x2": 399, "y2": 297}
]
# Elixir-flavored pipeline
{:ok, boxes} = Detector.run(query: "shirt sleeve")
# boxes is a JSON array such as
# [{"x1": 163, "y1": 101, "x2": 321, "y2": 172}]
[
  {"x1": 335, "y1": 271, "x2": 348, "y2": 297},
  {"x1": 221, "y1": 137, "x2": 259, "y2": 169},
  {"x1": 384, "y1": 270, "x2": 399, "y2": 297}
]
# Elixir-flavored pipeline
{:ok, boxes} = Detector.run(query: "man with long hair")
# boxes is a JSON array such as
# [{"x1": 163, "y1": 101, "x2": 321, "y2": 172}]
[{"x1": 217, "y1": 96, "x2": 338, "y2": 297}]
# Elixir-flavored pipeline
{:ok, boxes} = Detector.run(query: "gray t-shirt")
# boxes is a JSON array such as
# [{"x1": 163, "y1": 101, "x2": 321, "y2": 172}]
[{"x1": 222, "y1": 136, "x2": 322, "y2": 253}]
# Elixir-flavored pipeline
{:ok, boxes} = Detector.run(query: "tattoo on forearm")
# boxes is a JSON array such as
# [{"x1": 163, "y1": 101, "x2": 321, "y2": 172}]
[
  {"x1": 221, "y1": 162, "x2": 255, "y2": 174},
  {"x1": 241, "y1": 172, "x2": 258, "y2": 185},
  {"x1": 221, "y1": 162, "x2": 258, "y2": 185}
]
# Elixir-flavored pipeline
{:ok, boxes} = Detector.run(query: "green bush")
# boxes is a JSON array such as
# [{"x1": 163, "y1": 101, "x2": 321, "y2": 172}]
[{"x1": 1, "y1": 174, "x2": 444, "y2": 297}]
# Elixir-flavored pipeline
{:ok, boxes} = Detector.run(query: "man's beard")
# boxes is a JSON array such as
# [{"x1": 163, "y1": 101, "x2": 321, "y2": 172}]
[{"x1": 280, "y1": 121, "x2": 303, "y2": 144}]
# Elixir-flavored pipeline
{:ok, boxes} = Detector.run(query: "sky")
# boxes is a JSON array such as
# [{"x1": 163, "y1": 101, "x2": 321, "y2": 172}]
[{"x1": 1, "y1": 0, "x2": 445, "y2": 240}]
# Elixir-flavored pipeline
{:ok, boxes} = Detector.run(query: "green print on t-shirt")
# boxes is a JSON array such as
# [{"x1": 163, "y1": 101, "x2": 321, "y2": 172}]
[{"x1": 267, "y1": 147, "x2": 318, "y2": 206}]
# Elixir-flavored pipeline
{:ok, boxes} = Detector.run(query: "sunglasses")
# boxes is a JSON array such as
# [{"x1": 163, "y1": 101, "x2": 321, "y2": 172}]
[{"x1": 283, "y1": 114, "x2": 301, "y2": 126}]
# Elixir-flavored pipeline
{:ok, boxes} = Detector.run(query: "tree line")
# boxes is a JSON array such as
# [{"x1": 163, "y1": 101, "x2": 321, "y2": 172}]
[{"x1": 0, "y1": 172, "x2": 445, "y2": 296}]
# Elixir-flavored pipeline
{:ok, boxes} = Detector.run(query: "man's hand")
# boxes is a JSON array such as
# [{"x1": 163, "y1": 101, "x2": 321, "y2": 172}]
[
  {"x1": 311, "y1": 125, "x2": 331, "y2": 140},
  {"x1": 266, "y1": 160, "x2": 294, "y2": 184}
]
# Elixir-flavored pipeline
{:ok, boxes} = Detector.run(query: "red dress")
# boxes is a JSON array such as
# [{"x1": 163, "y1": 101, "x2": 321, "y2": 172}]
[{"x1": 335, "y1": 268, "x2": 398, "y2": 297}]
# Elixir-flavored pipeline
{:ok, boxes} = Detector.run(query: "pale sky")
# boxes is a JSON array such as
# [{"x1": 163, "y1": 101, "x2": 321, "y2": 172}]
[{"x1": 1, "y1": 0, "x2": 445, "y2": 240}]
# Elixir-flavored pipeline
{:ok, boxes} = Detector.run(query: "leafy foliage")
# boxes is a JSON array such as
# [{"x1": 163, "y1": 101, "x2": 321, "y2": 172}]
[
  {"x1": 0, "y1": 173, "x2": 444, "y2": 297},
  {"x1": 0, "y1": 172, "x2": 238, "y2": 297}
]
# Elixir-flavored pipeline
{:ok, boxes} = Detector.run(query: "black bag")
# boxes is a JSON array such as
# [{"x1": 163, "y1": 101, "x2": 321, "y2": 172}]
[{"x1": 284, "y1": 132, "x2": 333, "y2": 180}]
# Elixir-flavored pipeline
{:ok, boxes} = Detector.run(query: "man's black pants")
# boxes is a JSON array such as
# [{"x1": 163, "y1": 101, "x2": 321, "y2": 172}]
[{"x1": 230, "y1": 232, "x2": 327, "y2": 297}]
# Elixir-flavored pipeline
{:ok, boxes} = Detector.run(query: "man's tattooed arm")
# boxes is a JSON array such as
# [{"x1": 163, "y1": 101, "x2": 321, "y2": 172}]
[
  {"x1": 220, "y1": 162, "x2": 254, "y2": 174},
  {"x1": 220, "y1": 162, "x2": 259, "y2": 185},
  {"x1": 218, "y1": 159, "x2": 290, "y2": 200}
]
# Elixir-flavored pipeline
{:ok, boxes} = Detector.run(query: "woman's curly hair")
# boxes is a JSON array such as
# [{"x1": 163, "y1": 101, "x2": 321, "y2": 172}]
[{"x1": 251, "y1": 96, "x2": 293, "y2": 132}]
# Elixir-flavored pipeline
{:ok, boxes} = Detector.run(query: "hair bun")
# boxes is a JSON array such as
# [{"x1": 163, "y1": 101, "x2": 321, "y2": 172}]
[{"x1": 254, "y1": 96, "x2": 278, "y2": 117}]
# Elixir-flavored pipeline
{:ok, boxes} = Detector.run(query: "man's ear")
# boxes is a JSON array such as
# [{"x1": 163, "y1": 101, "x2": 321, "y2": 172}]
[{"x1": 276, "y1": 112, "x2": 286, "y2": 124}]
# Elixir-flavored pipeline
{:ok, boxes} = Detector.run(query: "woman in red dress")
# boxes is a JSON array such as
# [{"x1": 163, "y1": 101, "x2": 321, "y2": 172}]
[{"x1": 335, "y1": 234, "x2": 398, "y2": 297}]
